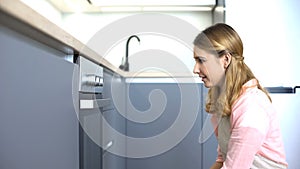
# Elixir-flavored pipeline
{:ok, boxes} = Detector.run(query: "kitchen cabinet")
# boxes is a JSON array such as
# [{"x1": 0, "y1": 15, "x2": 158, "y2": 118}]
[
  {"x1": 124, "y1": 82, "x2": 217, "y2": 169},
  {"x1": 102, "y1": 69, "x2": 126, "y2": 169},
  {"x1": 77, "y1": 60, "x2": 127, "y2": 169},
  {"x1": 0, "y1": 1, "x2": 222, "y2": 168},
  {"x1": 0, "y1": 25, "x2": 79, "y2": 169},
  {"x1": 201, "y1": 87, "x2": 219, "y2": 169},
  {"x1": 79, "y1": 93, "x2": 103, "y2": 169}
]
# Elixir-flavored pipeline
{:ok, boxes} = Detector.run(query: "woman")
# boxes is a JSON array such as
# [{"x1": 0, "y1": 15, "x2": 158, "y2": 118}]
[{"x1": 193, "y1": 23, "x2": 288, "y2": 169}]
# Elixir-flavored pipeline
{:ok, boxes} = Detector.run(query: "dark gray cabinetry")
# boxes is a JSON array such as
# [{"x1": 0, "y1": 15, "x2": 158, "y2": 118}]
[
  {"x1": 0, "y1": 25, "x2": 79, "y2": 169},
  {"x1": 0, "y1": 20, "x2": 218, "y2": 169},
  {"x1": 79, "y1": 93, "x2": 103, "y2": 169},
  {"x1": 102, "y1": 69, "x2": 126, "y2": 169},
  {"x1": 77, "y1": 56, "x2": 103, "y2": 169},
  {"x1": 201, "y1": 87, "x2": 219, "y2": 169},
  {"x1": 125, "y1": 83, "x2": 217, "y2": 169}
]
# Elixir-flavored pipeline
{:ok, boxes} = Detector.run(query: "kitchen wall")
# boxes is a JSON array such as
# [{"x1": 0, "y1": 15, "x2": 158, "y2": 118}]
[
  {"x1": 20, "y1": 0, "x2": 62, "y2": 26},
  {"x1": 61, "y1": 12, "x2": 212, "y2": 72},
  {"x1": 22, "y1": 0, "x2": 299, "y2": 82},
  {"x1": 226, "y1": 0, "x2": 300, "y2": 87},
  {"x1": 20, "y1": 0, "x2": 213, "y2": 73}
]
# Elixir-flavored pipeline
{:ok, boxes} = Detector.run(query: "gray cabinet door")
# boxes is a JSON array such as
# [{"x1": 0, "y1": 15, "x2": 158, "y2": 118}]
[
  {"x1": 79, "y1": 98, "x2": 103, "y2": 169},
  {"x1": 0, "y1": 25, "x2": 79, "y2": 169},
  {"x1": 102, "y1": 69, "x2": 126, "y2": 169},
  {"x1": 201, "y1": 87, "x2": 219, "y2": 169},
  {"x1": 125, "y1": 83, "x2": 216, "y2": 169}
]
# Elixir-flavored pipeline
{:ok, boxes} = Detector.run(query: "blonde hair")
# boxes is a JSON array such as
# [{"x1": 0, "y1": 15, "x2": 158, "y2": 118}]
[{"x1": 193, "y1": 23, "x2": 271, "y2": 116}]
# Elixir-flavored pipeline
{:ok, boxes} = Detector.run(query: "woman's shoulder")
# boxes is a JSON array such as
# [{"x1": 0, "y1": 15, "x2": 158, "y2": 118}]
[
  {"x1": 233, "y1": 87, "x2": 271, "y2": 112},
  {"x1": 233, "y1": 78, "x2": 271, "y2": 110},
  {"x1": 230, "y1": 87, "x2": 274, "y2": 128}
]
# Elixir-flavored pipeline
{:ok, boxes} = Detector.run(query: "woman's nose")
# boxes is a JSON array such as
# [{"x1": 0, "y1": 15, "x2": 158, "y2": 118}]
[{"x1": 193, "y1": 63, "x2": 200, "y2": 74}]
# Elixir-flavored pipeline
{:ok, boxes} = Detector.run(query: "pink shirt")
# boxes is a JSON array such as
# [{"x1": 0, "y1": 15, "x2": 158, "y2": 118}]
[{"x1": 211, "y1": 79, "x2": 288, "y2": 168}]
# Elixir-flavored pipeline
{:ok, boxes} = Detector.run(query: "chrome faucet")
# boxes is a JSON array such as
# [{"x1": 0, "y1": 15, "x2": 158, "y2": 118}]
[{"x1": 119, "y1": 35, "x2": 140, "y2": 71}]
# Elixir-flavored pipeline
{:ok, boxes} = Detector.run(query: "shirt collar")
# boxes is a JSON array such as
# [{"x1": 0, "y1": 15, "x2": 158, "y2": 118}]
[{"x1": 241, "y1": 79, "x2": 258, "y2": 94}]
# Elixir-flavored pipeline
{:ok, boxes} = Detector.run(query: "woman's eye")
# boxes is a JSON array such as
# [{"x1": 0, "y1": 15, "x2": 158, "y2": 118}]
[{"x1": 197, "y1": 58, "x2": 205, "y2": 63}]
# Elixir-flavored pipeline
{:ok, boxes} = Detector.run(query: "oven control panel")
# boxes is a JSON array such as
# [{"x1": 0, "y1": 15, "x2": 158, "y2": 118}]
[{"x1": 78, "y1": 56, "x2": 103, "y2": 93}]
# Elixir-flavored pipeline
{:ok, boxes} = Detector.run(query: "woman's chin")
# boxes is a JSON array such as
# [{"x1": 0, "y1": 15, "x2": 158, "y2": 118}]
[{"x1": 203, "y1": 81, "x2": 212, "y2": 88}]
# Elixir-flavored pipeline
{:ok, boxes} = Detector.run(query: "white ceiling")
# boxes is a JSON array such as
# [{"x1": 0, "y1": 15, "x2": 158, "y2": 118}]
[{"x1": 47, "y1": 0, "x2": 216, "y2": 13}]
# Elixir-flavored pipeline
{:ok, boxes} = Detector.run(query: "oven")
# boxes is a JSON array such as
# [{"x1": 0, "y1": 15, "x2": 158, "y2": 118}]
[{"x1": 77, "y1": 56, "x2": 111, "y2": 169}]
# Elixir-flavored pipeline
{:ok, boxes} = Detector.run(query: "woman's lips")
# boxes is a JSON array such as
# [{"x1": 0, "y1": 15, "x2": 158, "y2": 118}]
[
  {"x1": 199, "y1": 76, "x2": 207, "y2": 80},
  {"x1": 199, "y1": 75, "x2": 207, "y2": 82}
]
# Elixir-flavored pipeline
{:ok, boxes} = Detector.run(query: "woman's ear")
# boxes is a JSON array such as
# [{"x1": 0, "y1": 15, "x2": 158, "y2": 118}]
[{"x1": 223, "y1": 53, "x2": 232, "y2": 69}]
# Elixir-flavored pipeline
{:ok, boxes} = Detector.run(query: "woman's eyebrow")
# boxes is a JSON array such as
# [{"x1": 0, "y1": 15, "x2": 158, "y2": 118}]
[{"x1": 194, "y1": 55, "x2": 206, "y2": 59}]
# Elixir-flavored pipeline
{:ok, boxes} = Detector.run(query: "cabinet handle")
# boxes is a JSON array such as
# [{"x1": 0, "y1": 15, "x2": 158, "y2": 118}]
[
  {"x1": 102, "y1": 140, "x2": 113, "y2": 154},
  {"x1": 80, "y1": 98, "x2": 111, "y2": 109},
  {"x1": 265, "y1": 86, "x2": 299, "y2": 94}
]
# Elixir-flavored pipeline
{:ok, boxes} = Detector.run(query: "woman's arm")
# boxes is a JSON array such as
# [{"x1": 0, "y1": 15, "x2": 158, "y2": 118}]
[
  {"x1": 222, "y1": 94, "x2": 269, "y2": 168},
  {"x1": 223, "y1": 127, "x2": 265, "y2": 168}
]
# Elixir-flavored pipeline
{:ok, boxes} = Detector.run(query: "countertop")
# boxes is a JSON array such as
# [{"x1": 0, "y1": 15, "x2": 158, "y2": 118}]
[{"x1": 0, "y1": 0, "x2": 196, "y2": 79}]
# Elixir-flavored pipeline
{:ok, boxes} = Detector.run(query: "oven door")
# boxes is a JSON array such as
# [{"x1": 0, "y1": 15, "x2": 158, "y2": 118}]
[
  {"x1": 77, "y1": 56, "x2": 106, "y2": 169},
  {"x1": 79, "y1": 93, "x2": 112, "y2": 169}
]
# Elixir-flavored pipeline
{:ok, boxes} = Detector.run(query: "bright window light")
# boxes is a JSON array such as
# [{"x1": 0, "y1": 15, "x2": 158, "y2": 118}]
[
  {"x1": 100, "y1": 7, "x2": 142, "y2": 12},
  {"x1": 89, "y1": 0, "x2": 214, "y2": 12},
  {"x1": 99, "y1": 6, "x2": 212, "y2": 12},
  {"x1": 142, "y1": 6, "x2": 212, "y2": 12},
  {"x1": 89, "y1": 0, "x2": 215, "y2": 6}
]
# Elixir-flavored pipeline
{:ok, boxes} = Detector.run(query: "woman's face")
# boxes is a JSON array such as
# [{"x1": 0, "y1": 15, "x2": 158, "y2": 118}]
[{"x1": 193, "y1": 46, "x2": 228, "y2": 88}]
